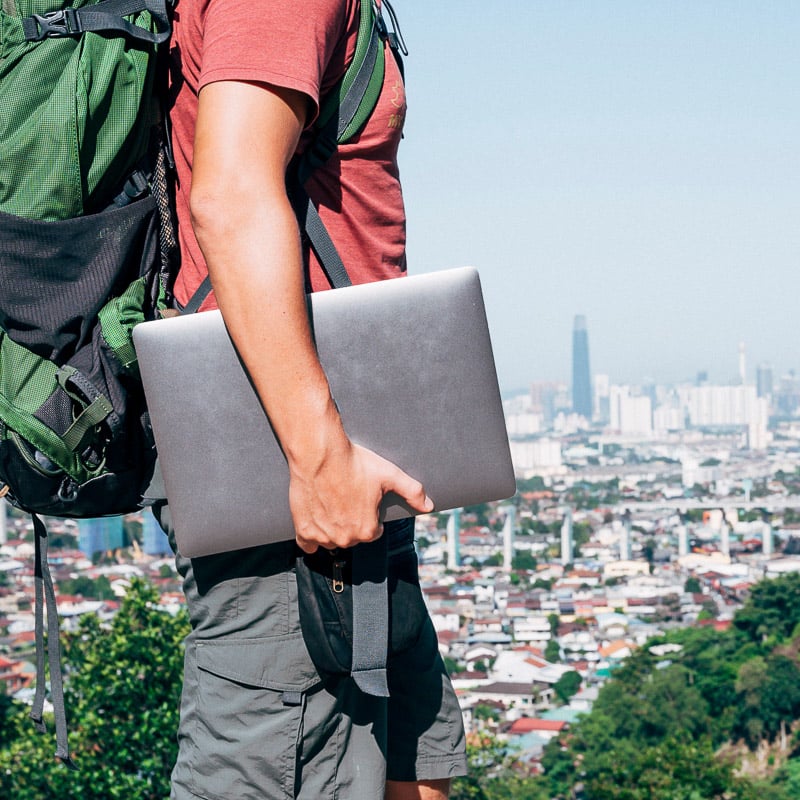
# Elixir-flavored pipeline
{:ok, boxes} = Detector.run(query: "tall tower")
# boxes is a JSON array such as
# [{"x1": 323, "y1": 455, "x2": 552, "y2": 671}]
[
  {"x1": 502, "y1": 506, "x2": 515, "y2": 572},
  {"x1": 446, "y1": 508, "x2": 461, "y2": 569},
  {"x1": 738, "y1": 342, "x2": 746, "y2": 385},
  {"x1": 619, "y1": 516, "x2": 632, "y2": 561},
  {"x1": 720, "y1": 522, "x2": 730, "y2": 558},
  {"x1": 763, "y1": 522, "x2": 773, "y2": 557},
  {"x1": 561, "y1": 508, "x2": 574, "y2": 566},
  {"x1": 676, "y1": 524, "x2": 689, "y2": 557},
  {"x1": 571, "y1": 315, "x2": 592, "y2": 420}
]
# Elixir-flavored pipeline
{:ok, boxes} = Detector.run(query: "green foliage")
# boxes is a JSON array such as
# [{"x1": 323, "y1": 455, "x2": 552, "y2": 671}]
[
  {"x1": 451, "y1": 735, "x2": 549, "y2": 800},
  {"x1": 544, "y1": 638, "x2": 560, "y2": 663},
  {"x1": 58, "y1": 575, "x2": 115, "y2": 600},
  {"x1": 517, "y1": 476, "x2": 546, "y2": 492},
  {"x1": 510, "y1": 550, "x2": 537, "y2": 571},
  {"x1": 473, "y1": 704, "x2": 500, "y2": 722},
  {"x1": 734, "y1": 572, "x2": 800, "y2": 647},
  {"x1": 684, "y1": 575, "x2": 702, "y2": 593},
  {"x1": 444, "y1": 656, "x2": 465, "y2": 675},
  {"x1": 553, "y1": 670, "x2": 582, "y2": 704},
  {"x1": 540, "y1": 573, "x2": 800, "y2": 798},
  {"x1": 0, "y1": 578, "x2": 190, "y2": 799}
]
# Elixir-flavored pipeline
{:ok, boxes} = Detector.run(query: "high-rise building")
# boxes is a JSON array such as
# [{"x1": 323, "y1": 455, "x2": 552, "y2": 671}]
[
  {"x1": 619, "y1": 516, "x2": 632, "y2": 561},
  {"x1": 561, "y1": 508, "x2": 574, "y2": 565},
  {"x1": 78, "y1": 516, "x2": 125, "y2": 556},
  {"x1": 571, "y1": 315, "x2": 592, "y2": 420},
  {"x1": 446, "y1": 508, "x2": 461, "y2": 569},
  {"x1": 142, "y1": 509, "x2": 172, "y2": 556},
  {"x1": 502, "y1": 506, "x2": 515, "y2": 573},
  {"x1": 756, "y1": 362, "x2": 773, "y2": 399}
]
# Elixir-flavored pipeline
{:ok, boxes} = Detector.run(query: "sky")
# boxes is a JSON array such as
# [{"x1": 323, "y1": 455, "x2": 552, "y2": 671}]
[{"x1": 397, "y1": 2, "x2": 799, "y2": 393}]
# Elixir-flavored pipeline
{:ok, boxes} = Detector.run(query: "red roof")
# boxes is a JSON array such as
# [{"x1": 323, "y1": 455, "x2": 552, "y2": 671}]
[{"x1": 509, "y1": 718, "x2": 567, "y2": 734}]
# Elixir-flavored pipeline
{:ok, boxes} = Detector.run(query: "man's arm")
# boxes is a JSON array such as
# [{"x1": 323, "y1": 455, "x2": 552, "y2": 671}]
[{"x1": 189, "y1": 79, "x2": 432, "y2": 553}]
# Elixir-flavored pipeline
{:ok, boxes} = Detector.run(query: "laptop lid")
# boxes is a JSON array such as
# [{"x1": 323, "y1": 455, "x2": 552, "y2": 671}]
[{"x1": 133, "y1": 267, "x2": 515, "y2": 557}]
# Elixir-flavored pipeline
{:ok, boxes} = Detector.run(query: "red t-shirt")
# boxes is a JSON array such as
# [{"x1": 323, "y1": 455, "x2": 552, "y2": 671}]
[{"x1": 168, "y1": 0, "x2": 407, "y2": 309}]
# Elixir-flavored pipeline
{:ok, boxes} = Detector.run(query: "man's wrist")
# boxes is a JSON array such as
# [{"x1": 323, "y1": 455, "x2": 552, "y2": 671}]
[{"x1": 283, "y1": 396, "x2": 350, "y2": 474}]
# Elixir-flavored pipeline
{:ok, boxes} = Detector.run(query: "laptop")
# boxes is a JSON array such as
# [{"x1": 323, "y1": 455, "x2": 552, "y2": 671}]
[{"x1": 133, "y1": 267, "x2": 515, "y2": 557}]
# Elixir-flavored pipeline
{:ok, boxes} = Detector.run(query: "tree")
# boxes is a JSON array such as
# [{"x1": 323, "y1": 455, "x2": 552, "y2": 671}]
[
  {"x1": 0, "y1": 578, "x2": 190, "y2": 800},
  {"x1": 685, "y1": 575, "x2": 702, "y2": 594},
  {"x1": 545, "y1": 639, "x2": 560, "y2": 663},
  {"x1": 451, "y1": 735, "x2": 548, "y2": 800},
  {"x1": 553, "y1": 670, "x2": 582, "y2": 704},
  {"x1": 734, "y1": 573, "x2": 800, "y2": 647},
  {"x1": 59, "y1": 574, "x2": 115, "y2": 600},
  {"x1": 510, "y1": 550, "x2": 536, "y2": 571}
]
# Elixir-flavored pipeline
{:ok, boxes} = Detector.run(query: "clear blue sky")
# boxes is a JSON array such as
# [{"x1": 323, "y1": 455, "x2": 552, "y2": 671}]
[{"x1": 397, "y1": 2, "x2": 799, "y2": 393}]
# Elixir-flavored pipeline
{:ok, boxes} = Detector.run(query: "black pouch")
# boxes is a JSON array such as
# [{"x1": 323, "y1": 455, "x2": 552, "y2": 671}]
[
  {"x1": 294, "y1": 518, "x2": 429, "y2": 685},
  {"x1": 0, "y1": 196, "x2": 165, "y2": 517}
]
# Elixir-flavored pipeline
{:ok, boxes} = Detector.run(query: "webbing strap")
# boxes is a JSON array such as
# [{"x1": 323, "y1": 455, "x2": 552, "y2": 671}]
[
  {"x1": 295, "y1": 198, "x2": 352, "y2": 290},
  {"x1": 30, "y1": 515, "x2": 76, "y2": 768},
  {"x1": 22, "y1": 0, "x2": 170, "y2": 43},
  {"x1": 350, "y1": 532, "x2": 390, "y2": 696},
  {"x1": 180, "y1": 275, "x2": 213, "y2": 315},
  {"x1": 62, "y1": 395, "x2": 113, "y2": 452}
]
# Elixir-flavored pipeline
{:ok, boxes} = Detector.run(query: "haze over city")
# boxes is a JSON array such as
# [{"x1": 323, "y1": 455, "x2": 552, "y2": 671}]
[{"x1": 398, "y1": 2, "x2": 799, "y2": 392}]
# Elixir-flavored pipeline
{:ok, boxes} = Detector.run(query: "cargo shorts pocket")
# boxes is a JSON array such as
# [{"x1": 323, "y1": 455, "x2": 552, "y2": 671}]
[{"x1": 189, "y1": 634, "x2": 321, "y2": 800}]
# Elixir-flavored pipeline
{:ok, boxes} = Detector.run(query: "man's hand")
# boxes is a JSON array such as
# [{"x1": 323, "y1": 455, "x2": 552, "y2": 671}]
[{"x1": 290, "y1": 430, "x2": 433, "y2": 553}]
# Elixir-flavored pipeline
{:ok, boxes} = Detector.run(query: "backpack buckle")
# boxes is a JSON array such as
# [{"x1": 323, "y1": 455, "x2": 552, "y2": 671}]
[{"x1": 26, "y1": 8, "x2": 82, "y2": 41}]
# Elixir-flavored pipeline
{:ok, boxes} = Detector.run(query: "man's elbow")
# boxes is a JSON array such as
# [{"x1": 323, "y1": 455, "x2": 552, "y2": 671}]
[{"x1": 189, "y1": 185, "x2": 233, "y2": 250}]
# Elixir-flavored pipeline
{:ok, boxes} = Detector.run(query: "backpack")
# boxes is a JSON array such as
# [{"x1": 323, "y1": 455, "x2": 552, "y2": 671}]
[{"x1": 0, "y1": 0, "x2": 404, "y2": 765}]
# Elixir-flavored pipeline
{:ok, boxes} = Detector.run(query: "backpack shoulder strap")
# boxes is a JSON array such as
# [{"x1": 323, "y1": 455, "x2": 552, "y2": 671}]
[{"x1": 296, "y1": 0, "x2": 400, "y2": 186}]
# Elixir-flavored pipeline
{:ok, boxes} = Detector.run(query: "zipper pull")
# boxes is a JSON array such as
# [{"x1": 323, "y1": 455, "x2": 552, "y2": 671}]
[{"x1": 331, "y1": 551, "x2": 346, "y2": 594}]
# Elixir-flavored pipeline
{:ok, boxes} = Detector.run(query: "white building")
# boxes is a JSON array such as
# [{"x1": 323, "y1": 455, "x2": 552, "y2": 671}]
[
  {"x1": 609, "y1": 386, "x2": 653, "y2": 436},
  {"x1": 508, "y1": 438, "x2": 563, "y2": 478}
]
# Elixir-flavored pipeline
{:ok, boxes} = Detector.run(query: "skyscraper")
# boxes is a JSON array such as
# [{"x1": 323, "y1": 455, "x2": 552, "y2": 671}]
[
  {"x1": 756, "y1": 362, "x2": 773, "y2": 398},
  {"x1": 571, "y1": 315, "x2": 592, "y2": 420},
  {"x1": 561, "y1": 508, "x2": 574, "y2": 565},
  {"x1": 78, "y1": 516, "x2": 125, "y2": 556},
  {"x1": 446, "y1": 508, "x2": 461, "y2": 569}
]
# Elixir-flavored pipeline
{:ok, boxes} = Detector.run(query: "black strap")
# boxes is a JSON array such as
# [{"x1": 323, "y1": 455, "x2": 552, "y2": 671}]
[
  {"x1": 30, "y1": 515, "x2": 77, "y2": 768},
  {"x1": 350, "y1": 533, "x2": 389, "y2": 697},
  {"x1": 180, "y1": 275, "x2": 214, "y2": 315},
  {"x1": 293, "y1": 196, "x2": 353, "y2": 290},
  {"x1": 23, "y1": 0, "x2": 170, "y2": 43}
]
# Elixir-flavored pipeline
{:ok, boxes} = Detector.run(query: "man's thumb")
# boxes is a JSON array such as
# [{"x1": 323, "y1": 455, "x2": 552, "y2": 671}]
[{"x1": 387, "y1": 466, "x2": 434, "y2": 514}]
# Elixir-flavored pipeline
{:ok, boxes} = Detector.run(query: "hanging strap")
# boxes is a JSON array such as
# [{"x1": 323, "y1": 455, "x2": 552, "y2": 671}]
[
  {"x1": 350, "y1": 533, "x2": 390, "y2": 697},
  {"x1": 30, "y1": 515, "x2": 76, "y2": 768},
  {"x1": 22, "y1": 0, "x2": 171, "y2": 43}
]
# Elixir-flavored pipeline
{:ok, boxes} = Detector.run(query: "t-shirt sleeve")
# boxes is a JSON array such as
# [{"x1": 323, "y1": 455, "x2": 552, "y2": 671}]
[{"x1": 198, "y1": 0, "x2": 349, "y2": 117}]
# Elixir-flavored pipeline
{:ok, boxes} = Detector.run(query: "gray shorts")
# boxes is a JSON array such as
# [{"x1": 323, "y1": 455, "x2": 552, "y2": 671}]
[{"x1": 154, "y1": 502, "x2": 467, "y2": 799}]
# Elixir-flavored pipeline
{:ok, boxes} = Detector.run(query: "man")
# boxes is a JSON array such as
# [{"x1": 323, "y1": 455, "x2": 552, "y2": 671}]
[{"x1": 157, "y1": 1, "x2": 468, "y2": 797}]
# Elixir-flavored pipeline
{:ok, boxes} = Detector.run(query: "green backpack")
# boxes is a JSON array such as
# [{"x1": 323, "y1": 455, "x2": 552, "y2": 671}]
[
  {"x1": 0, "y1": 0, "x2": 400, "y2": 765},
  {"x1": 0, "y1": 0, "x2": 175, "y2": 520}
]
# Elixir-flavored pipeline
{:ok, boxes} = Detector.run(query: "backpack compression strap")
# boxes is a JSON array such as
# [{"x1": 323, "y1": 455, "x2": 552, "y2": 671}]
[
  {"x1": 22, "y1": 0, "x2": 170, "y2": 43},
  {"x1": 30, "y1": 515, "x2": 76, "y2": 768}
]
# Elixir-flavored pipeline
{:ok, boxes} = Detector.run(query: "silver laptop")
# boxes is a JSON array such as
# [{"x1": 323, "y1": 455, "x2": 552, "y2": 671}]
[{"x1": 133, "y1": 267, "x2": 515, "y2": 557}]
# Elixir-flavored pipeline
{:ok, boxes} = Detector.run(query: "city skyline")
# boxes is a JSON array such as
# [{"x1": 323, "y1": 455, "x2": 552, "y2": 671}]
[
  {"x1": 398, "y1": 3, "x2": 799, "y2": 393},
  {"x1": 503, "y1": 325, "x2": 793, "y2": 398}
]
